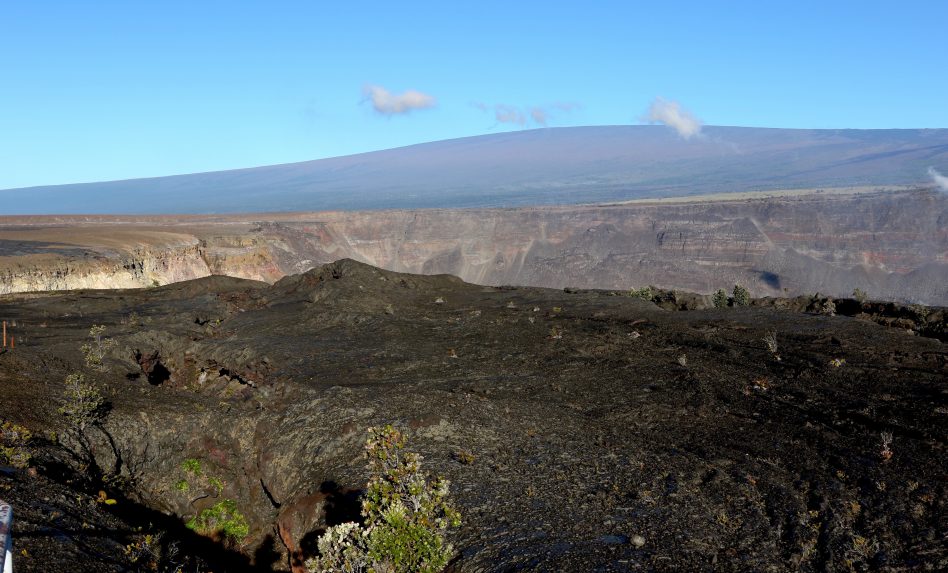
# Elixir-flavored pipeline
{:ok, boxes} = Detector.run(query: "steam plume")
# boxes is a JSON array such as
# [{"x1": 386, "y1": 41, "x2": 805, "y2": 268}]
[
  {"x1": 363, "y1": 85, "x2": 436, "y2": 115},
  {"x1": 644, "y1": 97, "x2": 702, "y2": 139},
  {"x1": 928, "y1": 167, "x2": 948, "y2": 192}
]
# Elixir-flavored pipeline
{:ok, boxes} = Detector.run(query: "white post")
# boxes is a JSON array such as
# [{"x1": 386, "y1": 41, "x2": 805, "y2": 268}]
[{"x1": 0, "y1": 502, "x2": 11, "y2": 573}]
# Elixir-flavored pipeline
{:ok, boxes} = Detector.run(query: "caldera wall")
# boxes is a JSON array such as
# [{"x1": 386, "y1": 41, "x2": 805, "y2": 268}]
[{"x1": 0, "y1": 189, "x2": 945, "y2": 304}]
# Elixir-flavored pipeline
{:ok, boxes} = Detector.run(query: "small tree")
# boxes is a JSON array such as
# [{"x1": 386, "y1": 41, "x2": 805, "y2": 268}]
[
  {"x1": 59, "y1": 373, "x2": 107, "y2": 433},
  {"x1": 732, "y1": 284, "x2": 751, "y2": 306},
  {"x1": 852, "y1": 288, "x2": 868, "y2": 303},
  {"x1": 712, "y1": 289, "x2": 729, "y2": 308},
  {"x1": 58, "y1": 372, "x2": 109, "y2": 475},
  {"x1": 56, "y1": 325, "x2": 118, "y2": 482},
  {"x1": 308, "y1": 425, "x2": 461, "y2": 573},
  {"x1": 82, "y1": 324, "x2": 116, "y2": 372}
]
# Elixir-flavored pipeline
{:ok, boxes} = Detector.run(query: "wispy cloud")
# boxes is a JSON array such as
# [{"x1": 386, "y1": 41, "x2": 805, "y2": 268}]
[
  {"x1": 495, "y1": 104, "x2": 526, "y2": 126},
  {"x1": 530, "y1": 107, "x2": 548, "y2": 126},
  {"x1": 929, "y1": 167, "x2": 948, "y2": 192},
  {"x1": 643, "y1": 97, "x2": 702, "y2": 139},
  {"x1": 473, "y1": 101, "x2": 579, "y2": 128},
  {"x1": 363, "y1": 85, "x2": 436, "y2": 115}
]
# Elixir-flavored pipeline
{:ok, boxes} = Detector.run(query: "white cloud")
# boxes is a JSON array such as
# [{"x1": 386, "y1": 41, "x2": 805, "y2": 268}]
[
  {"x1": 363, "y1": 85, "x2": 436, "y2": 115},
  {"x1": 643, "y1": 97, "x2": 702, "y2": 139},
  {"x1": 530, "y1": 107, "x2": 548, "y2": 126},
  {"x1": 928, "y1": 167, "x2": 948, "y2": 192},
  {"x1": 495, "y1": 104, "x2": 526, "y2": 126},
  {"x1": 474, "y1": 101, "x2": 579, "y2": 128}
]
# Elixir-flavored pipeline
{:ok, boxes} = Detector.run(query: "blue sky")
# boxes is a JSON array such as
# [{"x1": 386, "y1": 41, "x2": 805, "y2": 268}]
[{"x1": 1, "y1": 1, "x2": 946, "y2": 190}]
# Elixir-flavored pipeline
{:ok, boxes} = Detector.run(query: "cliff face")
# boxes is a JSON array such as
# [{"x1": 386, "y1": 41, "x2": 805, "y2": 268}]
[
  {"x1": 0, "y1": 232, "x2": 282, "y2": 294},
  {"x1": 263, "y1": 189, "x2": 948, "y2": 304},
  {"x1": 0, "y1": 189, "x2": 945, "y2": 304},
  {"x1": 199, "y1": 234, "x2": 285, "y2": 283},
  {"x1": 0, "y1": 239, "x2": 209, "y2": 293}
]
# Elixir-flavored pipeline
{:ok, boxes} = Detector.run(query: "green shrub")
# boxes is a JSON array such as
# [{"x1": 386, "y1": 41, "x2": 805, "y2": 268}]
[
  {"x1": 181, "y1": 458, "x2": 202, "y2": 476},
  {"x1": 313, "y1": 522, "x2": 368, "y2": 572},
  {"x1": 629, "y1": 286, "x2": 653, "y2": 301},
  {"x1": 852, "y1": 288, "x2": 867, "y2": 303},
  {"x1": 176, "y1": 457, "x2": 228, "y2": 503},
  {"x1": 908, "y1": 303, "x2": 928, "y2": 318},
  {"x1": 732, "y1": 284, "x2": 751, "y2": 306},
  {"x1": 186, "y1": 498, "x2": 249, "y2": 543},
  {"x1": 308, "y1": 425, "x2": 461, "y2": 573},
  {"x1": 0, "y1": 420, "x2": 33, "y2": 468},
  {"x1": 712, "y1": 289, "x2": 729, "y2": 308},
  {"x1": 60, "y1": 336, "x2": 111, "y2": 469},
  {"x1": 59, "y1": 373, "x2": 107, "y2": 432},
  {"x1": 208, "y1": 476, "x2": 225, "y2": 496},
  {"x1": 81, "y1": 324, "x2": 116, "y2": 372}
]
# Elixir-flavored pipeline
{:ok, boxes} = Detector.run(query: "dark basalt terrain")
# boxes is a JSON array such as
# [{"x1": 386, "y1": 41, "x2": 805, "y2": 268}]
[{"x1": 0, "y1": 260, "x2": 945, "y2": 572}]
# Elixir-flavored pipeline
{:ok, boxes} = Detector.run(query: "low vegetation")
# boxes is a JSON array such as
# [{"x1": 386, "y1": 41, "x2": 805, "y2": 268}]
[
  {"x1": 732, "y1": 284, "x2": 751, "y2": 306},
  {"x1": 629, "y1": 286, "x2": 653, "y2": 301},
  {"x1": 175, "y1": 456, "x2": 239, "y2": 543},
  {"x1": 186, "y1": 498, "x2": 249, "y2": 544},
  {"x1": 762, "y1": 330, "x2": 779, "y2": 359},
  {"x1": 181, "y1": 458, "x2": 202, "y2": 476},
  {"x1": 0, "y1": 419, "x2": 33, "y2": 468},
  {"x1": 123, "y1": 532, "x2": 182, "y2": 572},
  {"x1": 307, "y1": 425, "x2": 461, "y2": 573},
  {"x1": 59, "y1": 372, "x2": 107, "y2": 433},
  {"x1": 81, "y1": 324, "x2": 116, "y2": 372}
]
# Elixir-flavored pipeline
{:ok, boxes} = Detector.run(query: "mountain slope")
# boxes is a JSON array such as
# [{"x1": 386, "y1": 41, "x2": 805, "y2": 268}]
[{"x1": 3, "y1": 126, "x2": 948, "y2": 214}]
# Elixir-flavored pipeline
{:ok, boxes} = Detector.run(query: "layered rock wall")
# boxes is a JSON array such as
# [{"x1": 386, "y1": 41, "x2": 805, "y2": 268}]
[
  {"x1": 0, "y1": 231, "x2": 286, "y2": 294},
  {"x1": 0, "y1": 240, "x2": 210, "y2": 293},
  {"x1": 0, "y1": 189, "x2": 945, "y2": 304},
  {"x1": 271, "y1": 190, "x2": 948, "y2": 304}
]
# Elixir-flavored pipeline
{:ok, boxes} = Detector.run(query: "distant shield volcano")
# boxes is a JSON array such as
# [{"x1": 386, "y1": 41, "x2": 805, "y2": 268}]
[{"x1": 3, "y1": 125, "x2": 948, "y2": 214}]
